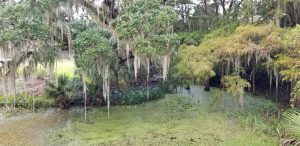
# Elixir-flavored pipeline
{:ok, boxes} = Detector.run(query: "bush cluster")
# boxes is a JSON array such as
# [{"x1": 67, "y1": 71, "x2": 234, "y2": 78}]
[
  {"x1": 0, "y1": 83, "x2": 165, "y2": 109},
  {"x1": 0, "y1": 94, "x2": 55, "y2": 109},
  {"x1": 110, "y1": 87, "x2": 164, "y2": 105}
]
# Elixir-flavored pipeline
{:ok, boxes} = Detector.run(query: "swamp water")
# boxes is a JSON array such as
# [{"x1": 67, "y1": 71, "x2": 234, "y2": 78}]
[{"x1": 0, "y1": 86, "x2": 279, "y2": 145}]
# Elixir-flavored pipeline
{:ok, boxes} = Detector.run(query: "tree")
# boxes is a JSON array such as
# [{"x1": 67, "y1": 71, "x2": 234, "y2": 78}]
[
  {"x1": 0, "y1": 0, "x2": 53, "y2": 108},
  {"x1": 173, "y1": 22, "x2": 285, "y2": 98},
  {"x1": 112, "y1": 0, "x2": 178, "y2": 99},
  {"x1": 165, "y1": 0, "x2": 194, "y2": 31},
  {"x1": 74, "y1": 28, "x2": 114, "y2": 118},
  {"x1": 276, "y1": 0, "x2": 300, "y2": 27},
  {"x1": 172, "y1": 23, "x2": 237, "y2": 89},
  {"x1": 276, "y1": 25, "x2": 300, "y2": 107},
  {"x1": 221, "y1": 75, "x2": 251, "y2": 107},
  {"x1": 172, "y1": 40, "x2": 218, "y2": 89}
]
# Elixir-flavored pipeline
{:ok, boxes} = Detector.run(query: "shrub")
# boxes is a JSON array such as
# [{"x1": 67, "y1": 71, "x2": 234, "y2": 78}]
[
  {"x1": 0, "y1": 94, "x2": 55, "y2": 109},
  {"x1": 0, "y1": 96, "x2": 5, "y2": 107},
  {"x1": 149, "y1": 87, "x2": 164, "y2": 100},
  {"x1": 232, "y1": 101, "x2": 281, "y2": 137},
  {"x1": 44, "y1": 74, "x2": 73, "y2": 109},
  {"x1": 110, "y1": 87, "x2": 165, "y2": 105}
]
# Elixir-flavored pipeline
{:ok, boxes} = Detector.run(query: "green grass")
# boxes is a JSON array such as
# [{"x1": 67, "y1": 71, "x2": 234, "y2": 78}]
[
  {"x1": 50, "y1": 94, "x2": 279, "y2": 146},
  {"x1": 16, "y1": 59, "x2": 76, "y2": 78},
  {"x1": 33, "y1": 59, "x2": 76, "y2": 78},
  {"x1": 55, "y1": 59, "x2": 76, "y2": 77}
]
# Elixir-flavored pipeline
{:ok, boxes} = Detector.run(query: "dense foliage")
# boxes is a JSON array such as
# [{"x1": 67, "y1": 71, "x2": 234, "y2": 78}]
[{"x1": 110, "y1": 87, "x2": 164, "y2": 105}]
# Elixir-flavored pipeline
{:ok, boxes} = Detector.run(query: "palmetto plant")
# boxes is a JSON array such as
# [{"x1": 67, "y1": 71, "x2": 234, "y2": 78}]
[
  {"x1": 284, "y1": 111, "x2": 300, "y2": 145},
  {"x1": 44, "y1": 74, "x2": 72, "y2": 109}
]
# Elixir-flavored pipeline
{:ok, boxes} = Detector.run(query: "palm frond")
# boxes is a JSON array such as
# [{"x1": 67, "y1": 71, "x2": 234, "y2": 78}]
[
  {"x1": 44, "y1": 74, "x2": 71, "y2": 99},
  {"x1": 284, "y1": 111, "x2": 300, "y2": 141}
]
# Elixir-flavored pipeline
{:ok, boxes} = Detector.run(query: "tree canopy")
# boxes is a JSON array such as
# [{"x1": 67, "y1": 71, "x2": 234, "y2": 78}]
[{"x1": 2, "y1": 0, "x2": 300, "y2": 109}]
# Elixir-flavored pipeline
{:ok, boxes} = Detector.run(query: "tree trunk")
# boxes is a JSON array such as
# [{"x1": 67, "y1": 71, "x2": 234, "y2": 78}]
[
  {"x1": 252, "y1": 65, "x2": 257, "y2": 95},
  {"x1": 107, "y1": 94, "x2": 110, "y2": 118},
  {"x1": 213, "y1": 0, "x2": 219, "y2": 16},
  {"x1": 32, "y1": 96, "x2": 35, "y2": 112},
  {"x1": 113, "y1": 69, "x2": 120, "y2": 92},
  {"x1": 11, "y1": 66, "x2": 16, "y2": 109},
  {"x1": 2, "y1": 75, "x2": 8, "y2": 109},
  {"x1": 220, "y1": 0, "x2": 226, "y2": 15},
  {"x1": 146, "y1": 59, "x2": 150, "y2": 100},
  {"x1": 83, "y1": 74, "x2": 87, "y2": 121},
  {"x1": 290, "y1": 80, "x2": 300, "y2": 107},
  {"x1": 204, "y1": 78, "x2": 210, "y2": 91},
  {"x1": 203, "y1": 0, "x2": 210, "y2": 29},
  {"x1": 275, "y1": 75, "x2": 279, "y2": 102}
]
